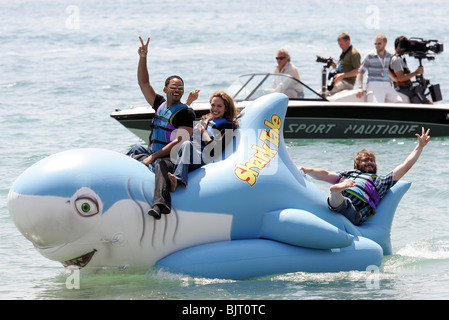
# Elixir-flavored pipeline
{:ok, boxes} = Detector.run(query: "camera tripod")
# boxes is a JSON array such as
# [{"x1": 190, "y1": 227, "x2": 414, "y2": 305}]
[{"x1": 411, "y1": 56, "x2": 442, "y2": 103}]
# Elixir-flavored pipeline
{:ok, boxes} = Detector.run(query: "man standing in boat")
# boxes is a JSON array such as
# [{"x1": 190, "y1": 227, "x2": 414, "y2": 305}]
[
  {"x1": 329, "y1": 33, "x2": 361, "y2": 95},
  {"x1": 356, "y1": 34, "x2": 403, "y2": 103},
  {"x1": 127, "y1": 36, "x2": 196, "y2": 219},
  {"x1": 299, "y1": 127, "x2": 430, "y2": 226}
]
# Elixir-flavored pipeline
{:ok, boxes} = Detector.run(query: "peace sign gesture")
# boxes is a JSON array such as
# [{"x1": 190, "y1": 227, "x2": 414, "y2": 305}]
[
  {"x1": 415, "y1": 127, "x2": 430, "y2": 148},
  {"x1": 138, "y1": 36, "x2": 150, "y2": 58}
]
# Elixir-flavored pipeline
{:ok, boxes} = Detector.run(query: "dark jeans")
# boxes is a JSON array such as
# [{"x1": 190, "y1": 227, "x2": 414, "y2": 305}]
[
  {"x1": 397, "y1": 85, "x2": 431, "y2": 104},
  {"x1": 127, "y1": 145, "x2": 173, "y2": 213},
  {"x1": 152, "y1": 157, "x2": 174, "y2": 213}
]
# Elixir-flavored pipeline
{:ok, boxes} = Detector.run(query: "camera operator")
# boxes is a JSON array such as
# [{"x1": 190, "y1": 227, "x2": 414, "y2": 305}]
[
  {"x1": 390, "y1": 36, "x2": 431, "y2": 104},
  {"x1": 329, "y1": 33, "x2": 361, "y2": 95}
]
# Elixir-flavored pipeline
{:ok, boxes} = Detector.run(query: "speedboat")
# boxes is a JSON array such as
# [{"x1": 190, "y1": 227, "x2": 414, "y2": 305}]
[{"x1": 110, "y1": 73, "x2": 449, "y2": 141}]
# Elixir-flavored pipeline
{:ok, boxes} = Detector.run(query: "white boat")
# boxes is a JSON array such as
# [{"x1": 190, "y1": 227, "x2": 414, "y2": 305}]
[{"x1": 111, "y1": 73, "x2": 449, "y2": 141}]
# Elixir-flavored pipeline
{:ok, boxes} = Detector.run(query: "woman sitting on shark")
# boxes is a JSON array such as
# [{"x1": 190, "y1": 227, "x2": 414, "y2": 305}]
[{"x1": 168, "y1": 90, "x2": 241, "y2": 192}]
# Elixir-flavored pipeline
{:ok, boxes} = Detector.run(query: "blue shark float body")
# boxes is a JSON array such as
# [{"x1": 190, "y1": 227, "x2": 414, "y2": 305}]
[{"x1": 7, "y1": 93, "x2": 410, "y2": 280}]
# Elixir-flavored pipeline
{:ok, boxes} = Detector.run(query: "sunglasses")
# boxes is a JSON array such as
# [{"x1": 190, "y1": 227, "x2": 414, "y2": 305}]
[
  {"x1": 276, "y1": 57, "x2": 286, "y2": 60},
  {"x1": 168, "y1": 85, "x2": 184, "y2": 90}
]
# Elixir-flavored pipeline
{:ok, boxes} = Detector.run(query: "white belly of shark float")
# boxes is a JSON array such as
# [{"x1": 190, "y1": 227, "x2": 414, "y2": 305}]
[{"x1": 7, "y1": 93, "x2": 410, "y2": 280}]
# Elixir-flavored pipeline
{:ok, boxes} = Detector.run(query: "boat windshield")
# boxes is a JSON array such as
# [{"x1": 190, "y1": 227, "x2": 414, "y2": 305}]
[{"x1": 226, "y1": 73, "x2": 326, "y2": 101}]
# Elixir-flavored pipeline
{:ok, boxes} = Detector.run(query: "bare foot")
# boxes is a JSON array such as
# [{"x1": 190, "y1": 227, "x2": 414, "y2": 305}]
[
  {"x1": 330, "y1": 179, "x2": 356, "y2": 192},
  {"x1": 168, "y1": 172, "x2": 177, "y2": 192}
]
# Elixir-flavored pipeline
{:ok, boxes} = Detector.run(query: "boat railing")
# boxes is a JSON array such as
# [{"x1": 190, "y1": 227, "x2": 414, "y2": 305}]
[{"x1": 226, "y1": 73, "x2": 326, "y2": 102}]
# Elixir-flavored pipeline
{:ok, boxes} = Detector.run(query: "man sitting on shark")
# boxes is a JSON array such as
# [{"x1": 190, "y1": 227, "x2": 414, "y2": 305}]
[{"x1": 300, "y1": 127, "x2": 430, "y2": 226}]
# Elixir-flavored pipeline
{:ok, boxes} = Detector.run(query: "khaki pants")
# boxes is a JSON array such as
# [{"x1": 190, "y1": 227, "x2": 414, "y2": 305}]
[
  {"x1": 366, "y1": 82, "x2": 403, "y2": 103},
  {"x1": 329, "y1": 80, "x2": 354, "y2": 95}
]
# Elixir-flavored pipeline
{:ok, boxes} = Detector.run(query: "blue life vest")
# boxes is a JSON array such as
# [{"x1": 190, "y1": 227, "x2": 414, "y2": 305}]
[
  {"x1": 150, "y1": 102, "x2": 191, "y2": 152},
  {"x1": 342, "y1": 170, "x2": 380, "y2": 217},
  {"x1": 191, "y1": 118, "x2": 234, "y2": 162},
  {"x1": 192, "y1": 118, "x2": 232, "y2": 141}
]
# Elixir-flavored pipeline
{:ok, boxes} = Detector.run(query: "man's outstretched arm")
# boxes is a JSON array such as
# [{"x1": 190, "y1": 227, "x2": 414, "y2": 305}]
[
  {"x1": 392, "y1": 127, "x2": 430, "y2": 181},
  {"x1": 299, "y1": 167, "x2": 341, "y2": 184}
]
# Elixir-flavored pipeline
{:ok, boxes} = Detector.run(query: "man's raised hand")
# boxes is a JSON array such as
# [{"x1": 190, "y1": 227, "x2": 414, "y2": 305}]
[{"x1": 138, "y1": 36, "x2": 150, "y2": 57}]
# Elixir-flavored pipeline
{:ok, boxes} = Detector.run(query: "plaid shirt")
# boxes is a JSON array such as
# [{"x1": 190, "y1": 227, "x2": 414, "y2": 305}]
[{"x1": 337, "y1": 170, "x2": 396, "y2": 219}]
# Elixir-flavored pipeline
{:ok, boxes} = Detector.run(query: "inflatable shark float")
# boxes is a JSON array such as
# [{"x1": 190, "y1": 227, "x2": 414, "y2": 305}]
[{"x1": 8, "y1": 93, "x2": 410, "y2": 280}]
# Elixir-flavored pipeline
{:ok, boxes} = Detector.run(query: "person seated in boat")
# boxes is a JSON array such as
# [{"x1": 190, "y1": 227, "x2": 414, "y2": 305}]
[
  {"x1": 168, "y1": 90, "x2": 240, "y2": 192},
  {"x1": 273, "y1": 48, "x2": 304, "y2": 98},
  {"x1": 390, "y1": 36, "x2": 432, "y2": 104},
  {"x1": 356, "y1": 34, "x2": 403, "y2": 103},
  {"x1": 299, "y1": 127, "x2": 430, "y2": 225},
  {"x1": 126, "y1": 36, "x2": 197, "y2": 220},
  {"x1": 328, "y1": 33, "x2": 361, "y2": 95}
]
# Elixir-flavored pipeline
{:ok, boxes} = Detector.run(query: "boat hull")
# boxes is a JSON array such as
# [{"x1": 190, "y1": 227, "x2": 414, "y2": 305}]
[
  {"x1": 111, "y1": 101, "x2": 449, "y2": 141},
  {"x1": 284, "y1": 102, "x2": 449, "y2": 139}
]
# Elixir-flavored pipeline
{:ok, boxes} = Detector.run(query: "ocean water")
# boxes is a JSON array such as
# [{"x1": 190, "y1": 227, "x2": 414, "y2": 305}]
[{"x1": 1, "y1": 0, "x2": 449, "y2": 301}]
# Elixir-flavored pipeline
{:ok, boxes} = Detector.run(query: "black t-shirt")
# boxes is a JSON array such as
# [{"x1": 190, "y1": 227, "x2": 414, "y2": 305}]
[{"x1": 153, "y1": 94, "x2": 195, "y2": 128}]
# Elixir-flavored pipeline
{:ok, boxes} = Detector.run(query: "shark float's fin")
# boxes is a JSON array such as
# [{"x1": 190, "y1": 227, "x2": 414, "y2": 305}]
[
  {"x1": 156, "y1": 237, "x2": 382, "y2": 280},
  {"x1": 259, "y1": 209, "x2": 353, "y2": 249}
]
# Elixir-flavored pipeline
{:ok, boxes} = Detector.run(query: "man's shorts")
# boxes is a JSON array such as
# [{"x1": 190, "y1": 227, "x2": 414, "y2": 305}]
[{"x1": 327, "y1": 197, "x2": 363, "y2": 226}]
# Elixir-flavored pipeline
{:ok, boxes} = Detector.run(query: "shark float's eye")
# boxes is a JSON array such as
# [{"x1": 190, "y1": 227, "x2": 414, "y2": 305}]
[
  {"x1": 75, "y1": 196, "x2": 99, "y2": 217},
  {"x1": 71, "y1": 187, "x2": 103, "y2": 217}
]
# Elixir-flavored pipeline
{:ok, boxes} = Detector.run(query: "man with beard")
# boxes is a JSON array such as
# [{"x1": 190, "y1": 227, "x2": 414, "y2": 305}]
[{"x1": 299, "y1": 127, "x2": 430, "y2": 225}]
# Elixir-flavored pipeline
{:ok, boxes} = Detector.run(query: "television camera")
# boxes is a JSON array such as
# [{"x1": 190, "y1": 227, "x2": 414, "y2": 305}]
[
  {"x1": 397, "y1": 37, "x2": 444, "y2": 102},
  {"x1": 398, "y1": 37, "x2": 443, "y2": 60}
]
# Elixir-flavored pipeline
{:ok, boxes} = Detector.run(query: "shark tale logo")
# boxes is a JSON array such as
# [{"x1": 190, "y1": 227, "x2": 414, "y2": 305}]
[{"x1": 234, "y1": 114, "x2": 281, "y2": 186}]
